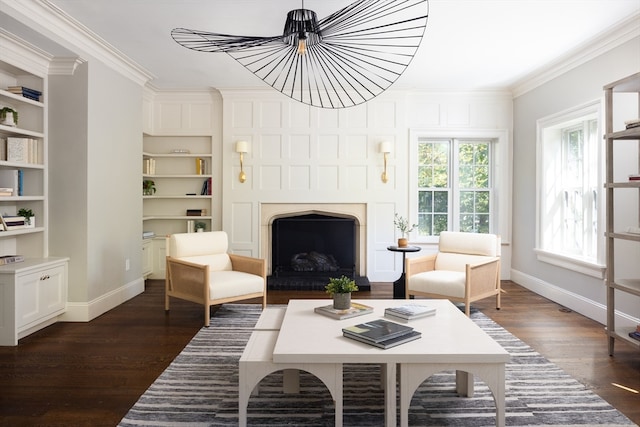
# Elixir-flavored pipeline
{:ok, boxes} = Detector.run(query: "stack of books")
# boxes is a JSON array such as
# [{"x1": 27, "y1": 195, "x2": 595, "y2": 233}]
[
  {"x1": 342, "y1": 318, "x2": 421, "y2": 349},
  {"x1": 186, "y1": 209, "x2": 207, "y2": 216},
  {"x1": 314, "y1": 302, "x2": 373, "y2": 320},
  {"x1": 624, "y1": 118, "x2": 640, "y2": 129},
  {"x1": 7, "y1": 86, "x2": 42, "y2": 101},
  {"x1": 629, "y1": 324, "x2": 640, "y2": 342},
  {"x1": 384, "y1": 304, "x2": 436, "y2": 322},
  {"x1": 0, "y1": 215, "x2": 25, "y2": 231},
  {"x1": 0, "y1": 255, "x2": 24, "y2": 265}
]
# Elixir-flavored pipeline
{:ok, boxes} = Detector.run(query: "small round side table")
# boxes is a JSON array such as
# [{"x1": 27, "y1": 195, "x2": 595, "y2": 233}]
[{"x1": 387, "y1": 245, "x2": 421, "y2": 299}]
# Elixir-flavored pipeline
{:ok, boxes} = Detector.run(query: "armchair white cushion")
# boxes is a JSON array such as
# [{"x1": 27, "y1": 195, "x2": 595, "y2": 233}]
[
  {"x1": 405, "y1": 231, "x2": 500, "y2": 316},
  {"x1": 165, "y1": 231, "x2": 266, "y2": 326}
]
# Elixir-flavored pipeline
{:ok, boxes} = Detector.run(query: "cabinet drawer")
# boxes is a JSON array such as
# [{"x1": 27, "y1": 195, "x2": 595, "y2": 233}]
[{"x1": 17, "y1": 265, "x2": 66, "y2": 329}]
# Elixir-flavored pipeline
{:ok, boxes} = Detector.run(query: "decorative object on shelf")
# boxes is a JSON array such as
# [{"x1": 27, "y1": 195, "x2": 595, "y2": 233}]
[
  {"x1": 325, "y1": 275, "x2": 358, "y2": 310},
  {"x1": 235, "y1": 140, "x2": 248, "y2": 183},
  {"x1": 394, "y1": 213, "x2": 417, "y2": 247},
  {"x1": 17, "y1": 208, "x2": 34, "y2": 228},
  {"x1": 379, "y1": 142, "x2": 392, "y2": 183},
  {"x1": 171, "y1": 0, "x2": 429, "y2": 109},
  {"x1": 0, "y1": 107, "x2": 18, "y2": 127},
  {"x1": 194, "y1": 221, "x2": 206, "y2": 232},
  {"x1": 143, "y1": 180, "x2": 156, "y2": 196}
]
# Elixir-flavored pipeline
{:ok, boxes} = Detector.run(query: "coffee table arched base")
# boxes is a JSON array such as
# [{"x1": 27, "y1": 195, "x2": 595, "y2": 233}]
[{"x1": 399, "y1": 363, "x2": 505, "y2": 427}]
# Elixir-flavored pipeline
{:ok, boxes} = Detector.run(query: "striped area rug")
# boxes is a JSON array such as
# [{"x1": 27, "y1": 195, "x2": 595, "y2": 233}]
[{"x1": 119, "y1": 304, "x2": 635, "y2": 426}]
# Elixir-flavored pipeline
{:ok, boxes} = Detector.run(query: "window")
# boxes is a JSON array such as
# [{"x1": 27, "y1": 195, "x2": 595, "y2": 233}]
[
  {"x1": 415, "y1": 138, "x2": 494, "y2": 238},
  {"x1": 536, "y1": 101, "x2": 604, "y2": 277}
]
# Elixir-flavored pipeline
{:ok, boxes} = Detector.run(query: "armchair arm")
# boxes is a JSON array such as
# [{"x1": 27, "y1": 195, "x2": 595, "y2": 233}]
[
  {"x1": 466, "y1": 257, "x2": 501, "y2": 297},
  {"x1": 229, "y1": 254, "x2": 266, "y2": 279},
  {"x1": 405, "y1": 253, "x2": 437, "y2": 279},
  {"x1": 166, "y1": 256, "x2": 210, "y2": 302}
]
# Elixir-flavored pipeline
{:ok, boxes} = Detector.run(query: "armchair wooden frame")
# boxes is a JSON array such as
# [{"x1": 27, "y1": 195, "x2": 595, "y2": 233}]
[
  {"x1": 166, "y1": 251, "x2": 266, "y2": 327},
  {"x1": 404, "y1": 234, "x2": 501, "y2": 316}
]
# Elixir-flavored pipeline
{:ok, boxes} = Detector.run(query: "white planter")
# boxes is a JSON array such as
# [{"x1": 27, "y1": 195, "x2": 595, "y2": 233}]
[
  {"x1": 24, "y1": 217, "x2": 35, "y2": 228},
  {"x1": 1, "y1": 114, "x2": 16, "y2": 127}
]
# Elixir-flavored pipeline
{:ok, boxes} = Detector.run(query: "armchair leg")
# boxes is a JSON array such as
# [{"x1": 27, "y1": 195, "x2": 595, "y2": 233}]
[{"x1": 204, "y1": 305, "x2": 210, "y2": 327}]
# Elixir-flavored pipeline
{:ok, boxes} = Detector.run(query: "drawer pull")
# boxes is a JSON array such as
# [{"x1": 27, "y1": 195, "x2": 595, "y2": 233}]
[{"x1": 40, "y1": 274, "x2": 50, "y2": 281}]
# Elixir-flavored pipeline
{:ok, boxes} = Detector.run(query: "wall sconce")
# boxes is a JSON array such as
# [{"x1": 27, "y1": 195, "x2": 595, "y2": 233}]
[
  {"x1": 379, "y1": 141, "x2": 391, "y2": 183},
  {"x1": 235, "y1": 141, "x2": 248, "y2": 183}
]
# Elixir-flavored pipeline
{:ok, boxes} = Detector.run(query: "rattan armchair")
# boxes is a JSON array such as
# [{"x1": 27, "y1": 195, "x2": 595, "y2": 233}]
[
  {"x1": 405, "y1": 231, "x2": 501, "y2": 316},
  {"x1": 165, "y1": 231, "x2": 267, "y2": 326}
]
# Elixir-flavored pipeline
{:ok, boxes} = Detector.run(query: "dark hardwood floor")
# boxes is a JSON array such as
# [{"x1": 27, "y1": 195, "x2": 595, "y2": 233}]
[{"x1": 0, "y1": 280, "x2": 638, "y2": 426}]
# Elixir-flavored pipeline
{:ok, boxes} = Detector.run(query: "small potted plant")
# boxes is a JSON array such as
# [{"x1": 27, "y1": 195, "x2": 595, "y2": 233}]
[
  {"x1": 143, "y1": 180, "x2": 156, "y2": 196},
  {"x1": 195, "y1": 221, "x2": 206, "y2": 232},
  {"x1": 325, "y1": 275, "x2": 358, "y2": 310},
  {"x1": 394, "y1": 213, "x2": 417, "y2": 247},
  {"x1": 17, "y1": 208, "x2": 34, "y2": 228},
  {"x1": 0, "y1": 107, "x2": 18, "y2": 126}
]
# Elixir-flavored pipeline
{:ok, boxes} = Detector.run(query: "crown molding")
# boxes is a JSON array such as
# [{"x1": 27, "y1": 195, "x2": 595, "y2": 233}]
[
  {"x1": 48, "y1": 57, "x2": 85, "y2": 75},
  {"x1": 511, "y1": 12, "x2": 640, "y2": 98},
  {"x1": 0, "y1": 0, "x2": 155, "y2": 86},
  {"x1": 0, "y1": 29, "x2": 53, "y2": 76}
]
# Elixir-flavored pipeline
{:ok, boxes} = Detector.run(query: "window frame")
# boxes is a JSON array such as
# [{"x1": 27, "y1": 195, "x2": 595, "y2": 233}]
[
  {"x1": 409, "y1": 129, "x2": 509, "y2": 244},
  {"x1": 535, "y1": 100, "x2": 605, "y2": 278}
]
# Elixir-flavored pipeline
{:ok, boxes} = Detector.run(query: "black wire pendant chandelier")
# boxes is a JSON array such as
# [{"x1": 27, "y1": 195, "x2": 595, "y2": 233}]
[{"x1": 171, "y1": 0, "x2": 429, "y2": 109}]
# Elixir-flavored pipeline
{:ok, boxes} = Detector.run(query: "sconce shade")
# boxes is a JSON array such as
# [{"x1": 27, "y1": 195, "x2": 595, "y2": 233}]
[
  {"x1": 379, "y1": 142, "x2": 392, "y2": 154},
  {"x1": 236, "y1": 140, "x2": 248, "y2": 153}
]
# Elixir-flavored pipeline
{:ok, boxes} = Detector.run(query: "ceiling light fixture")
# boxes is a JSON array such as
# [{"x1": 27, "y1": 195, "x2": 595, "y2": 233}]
[{"x1": 171, "y1": 0, "x2": 429, "y2": 109}]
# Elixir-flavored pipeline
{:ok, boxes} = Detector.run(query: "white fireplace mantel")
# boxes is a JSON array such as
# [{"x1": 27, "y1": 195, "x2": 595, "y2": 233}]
[{"x1": 260, "y1": 203, "x2": 367, "y2": 277}]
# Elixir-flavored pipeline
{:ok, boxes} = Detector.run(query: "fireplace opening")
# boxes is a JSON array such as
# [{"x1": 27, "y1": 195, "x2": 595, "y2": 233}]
[{"x1": 268, "y1": 213, "x2": 370, "y2": 291}]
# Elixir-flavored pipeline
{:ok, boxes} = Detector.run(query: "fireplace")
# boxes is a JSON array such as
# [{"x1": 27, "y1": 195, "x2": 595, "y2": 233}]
[
  {"x1": 272, "y1": 214, "x2": 355, "y2": 278},
  {"x1": 261, "y1": 203, "x2": 369, "y2": 291}
]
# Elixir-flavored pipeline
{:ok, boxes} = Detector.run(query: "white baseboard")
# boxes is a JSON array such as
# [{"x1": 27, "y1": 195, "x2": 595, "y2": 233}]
[
  {"x1": 59, "y1": 278, "x2": 145, "y2": 322},
  {"x1": 511, "y1": 269, "x2": 639, "y2": 327}
]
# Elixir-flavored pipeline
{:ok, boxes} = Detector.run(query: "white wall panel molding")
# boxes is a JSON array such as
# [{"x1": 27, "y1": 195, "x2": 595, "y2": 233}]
[{"x1": 222, "y1": 89, "x2": 511, "y2": 281}]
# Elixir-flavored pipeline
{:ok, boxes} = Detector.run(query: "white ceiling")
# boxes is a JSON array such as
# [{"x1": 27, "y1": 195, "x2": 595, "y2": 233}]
[{"x1": 8, "y1": 0, "x2": 640, "y2": 92}]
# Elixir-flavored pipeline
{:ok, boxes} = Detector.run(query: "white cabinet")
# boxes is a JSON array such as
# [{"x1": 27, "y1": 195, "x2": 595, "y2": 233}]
[
  {"x1": 604, "y1": 72, "x2": 640, "y2": 355},
  {"x1": 0, "y1": 258, "x2": 69, "y2": 346},
  {"x1": 142, "y1": 239, "x2": 153, "y2": 278},
  {"x1": 149, "y1": 237, "x2": 167, "y2": 280}
]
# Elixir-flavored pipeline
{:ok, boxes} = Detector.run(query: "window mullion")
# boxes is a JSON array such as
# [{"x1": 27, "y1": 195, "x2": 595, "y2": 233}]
[{"x1": 451, "y1": 139, "x2": 459, "y2": 231}]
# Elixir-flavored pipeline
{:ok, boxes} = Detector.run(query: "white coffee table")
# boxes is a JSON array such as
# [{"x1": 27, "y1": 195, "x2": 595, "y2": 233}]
[{"x1": 272, "y1": 299, "x2": 509, "y2": 427}]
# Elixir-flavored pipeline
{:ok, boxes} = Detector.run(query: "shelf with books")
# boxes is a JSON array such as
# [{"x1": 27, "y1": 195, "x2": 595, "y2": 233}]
[{"x1": 142, "y1": 135, "x2": 214, "y2": 279}]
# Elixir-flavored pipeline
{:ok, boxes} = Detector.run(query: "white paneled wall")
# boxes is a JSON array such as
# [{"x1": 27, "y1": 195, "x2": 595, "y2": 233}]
[{"x1": 220, "y1": 89, "x2": 512, "y2": 282}]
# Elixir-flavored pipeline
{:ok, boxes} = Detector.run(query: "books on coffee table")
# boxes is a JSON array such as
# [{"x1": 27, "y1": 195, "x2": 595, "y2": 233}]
[
  {"x1": 345, "y1": 329, "x2": 422, "y2": 349},
  {"x1": 384, "y1": 304, "x2": 436, "y2": 321},
  {"x1": 314, "y1": 302, "x2": 373, "y2": 320},
  {"x1": 342, "y1": 318, "x2": 420, "y2": 348}
]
